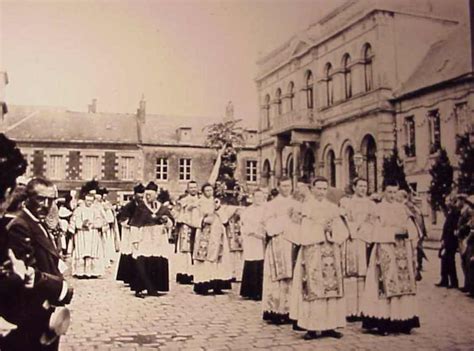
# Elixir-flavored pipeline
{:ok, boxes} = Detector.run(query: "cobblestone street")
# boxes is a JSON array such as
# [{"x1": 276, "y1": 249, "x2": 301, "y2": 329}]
[{"x1": 59, "y1": 248, "x2": 474, "y2": 350}]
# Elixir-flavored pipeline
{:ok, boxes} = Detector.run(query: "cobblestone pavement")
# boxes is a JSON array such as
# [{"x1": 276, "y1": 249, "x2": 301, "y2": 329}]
[{"x1": 60, "y1": 249, "x2": 474, "y2": 350}]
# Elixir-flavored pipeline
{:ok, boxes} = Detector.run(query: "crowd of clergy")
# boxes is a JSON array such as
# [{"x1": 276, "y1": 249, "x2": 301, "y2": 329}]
[{"x1": 107, "y1": 174, "x2": 424, "y2": 340}]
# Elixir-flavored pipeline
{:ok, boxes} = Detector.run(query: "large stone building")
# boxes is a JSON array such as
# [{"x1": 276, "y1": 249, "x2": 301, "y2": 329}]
[
  {"x1": 393, "y1": 23, "x2": 474, "y2": 232},
  {"x1": 256, "y1": 0, "x2": 472, "y2": 236},
  {"x1": 4, "y1": 99, "x2": 258, "y2": 203}
]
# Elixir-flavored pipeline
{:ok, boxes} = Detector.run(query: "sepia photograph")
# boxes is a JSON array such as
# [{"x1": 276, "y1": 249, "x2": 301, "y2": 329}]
[{"x1": 0, "y1": 0, "x2": 473, "y2": 350}]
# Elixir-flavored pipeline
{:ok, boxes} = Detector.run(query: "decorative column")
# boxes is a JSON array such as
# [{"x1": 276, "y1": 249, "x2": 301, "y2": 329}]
[
  {"x1": 333, "y1": 71, "x2": 345, "y2": 104},
  {"x1": 274, "y1": 145, "x2": 283, "y2": 180},
  {"x1": 270, "y1": 170, "x2": 276, "y2": 189},
  {"x1": 291, "y1": 142, "x2": 301, "y2": 188},
  {"x1": 335, "y1": 157, "x2": 343, "y2": 188}
]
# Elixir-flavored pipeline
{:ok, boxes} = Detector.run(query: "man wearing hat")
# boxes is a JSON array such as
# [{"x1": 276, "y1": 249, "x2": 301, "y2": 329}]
[
  {"x1": 130, "y1": 181, "x2": 174, "y2": 298},
  {"x1": 116, "y1": 183, "x2": 145, "y2": 285}
]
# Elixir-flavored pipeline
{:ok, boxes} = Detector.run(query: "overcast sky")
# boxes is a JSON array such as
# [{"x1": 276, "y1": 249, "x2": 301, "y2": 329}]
[{"x1": 1, "y1": 0, "x2": 344, "y2": 127}]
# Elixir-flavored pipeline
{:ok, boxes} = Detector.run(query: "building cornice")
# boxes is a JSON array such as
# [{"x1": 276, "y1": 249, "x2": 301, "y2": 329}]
[
  {"x1": 391, "y1": 73, "x2": 474, "y2": 102},
  {"x1": 255, "y1": 7, "x2": 458, "y2": 83},
  {"x1": 12, "y1": 139, "x2": 139, "y2": 149}
]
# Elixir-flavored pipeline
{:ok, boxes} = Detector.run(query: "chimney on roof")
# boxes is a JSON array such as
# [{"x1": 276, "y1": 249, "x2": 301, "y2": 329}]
[
  {"x1": 177, "y1": 127, "x2": 192, "y2": 144},
  {"x1": 88, "y1": 99, "x2": 97, "y2": 113},
  {"x1": 137, "y1": 95, "x2": 146, "y2": 124}
]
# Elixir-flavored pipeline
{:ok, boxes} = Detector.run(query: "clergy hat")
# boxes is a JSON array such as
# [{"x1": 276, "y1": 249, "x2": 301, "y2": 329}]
[
  {"x1": 97, "y1": 187, "x2": 108, "y2": 196},
  {"x1": 133, "y1": 183, "x2": 145, "y2": 194},
  {"x1": 145, "y1": 181, "x2": 158, "y2": 192}
]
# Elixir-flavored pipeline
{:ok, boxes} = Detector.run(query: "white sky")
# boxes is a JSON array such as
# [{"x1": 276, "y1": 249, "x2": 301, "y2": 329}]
[{"x1": 1, "y1": 0, "x2": 344, "y2": 127}]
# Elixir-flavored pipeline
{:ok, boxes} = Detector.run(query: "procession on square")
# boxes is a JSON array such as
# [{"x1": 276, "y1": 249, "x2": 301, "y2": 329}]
[{"x1": 1, "y1": 0, "x2": 474, "y2": 350}]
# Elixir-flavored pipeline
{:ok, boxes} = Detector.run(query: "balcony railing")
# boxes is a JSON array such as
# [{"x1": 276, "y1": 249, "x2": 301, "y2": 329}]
[{"x1": 271, "y1": 109, "x2": 320, "y2": 135}]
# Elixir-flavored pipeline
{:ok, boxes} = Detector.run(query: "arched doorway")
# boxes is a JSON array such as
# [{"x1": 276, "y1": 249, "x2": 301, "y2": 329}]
[
  {"x1": 326, "y1": 150, "x2": 336, "y2": 187},
  {"x1": 302, "y1": 150, "x2": 315, "y2": 182},
  {"x1": 344, "y1": 145, "x2": 356, "y2": 187},
  {"x1": 261, "y1": 159, "x2": 271, "y2": 187},
  {"x1": 361, "y1": 135, "x2": 377, "y2": 193}
]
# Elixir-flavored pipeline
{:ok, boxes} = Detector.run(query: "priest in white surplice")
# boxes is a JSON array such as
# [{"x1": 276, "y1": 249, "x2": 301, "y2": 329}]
[
  {"x1": 290, "y1": 177, "x2": 349, "y2": 340},
  {"x1": 339, "y1": 177, "x2": 376, "y2": 320},
  {"x1": 360, "y1": 180, "x2": 420, "y2": 335},
  {"x1": 262, "y1": 177, "x2": 298, "y2": 325}
]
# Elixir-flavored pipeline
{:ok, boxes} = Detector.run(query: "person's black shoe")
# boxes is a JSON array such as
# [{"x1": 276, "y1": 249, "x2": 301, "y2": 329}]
[
  {"x1": 293, "y1": 323, "x2": 305, "y2": 331},
  {"x1": 135, "y1": 291, "x2": 146, "y2": 299},
  {"x1": 213, "y1": 289, "x2": 224, "y2": 295},
  {"x1": 459, "y1": 286, "x2": 469, "y2": 293},
  {"x1": 322, "y1": 330, "x2": 343, "y2": 339},
  {"x1": 147, "y1": 290, "x2": 161, "y2": 297},
  {"x1": 400, "y1": 327, "x2": 412, "y2": 335},
  {"x1": 346, "y1": 316, "x2": 361, "y2": 322},
  {"x1": 435, "y1": 282, "x2": 448, "y2": 288},
  {"x1": 303, "y1": 331, "x2": 318, "y2": 340},
  {"x1": 447, "y1": 284, "x2": 458, "y2": 289}
]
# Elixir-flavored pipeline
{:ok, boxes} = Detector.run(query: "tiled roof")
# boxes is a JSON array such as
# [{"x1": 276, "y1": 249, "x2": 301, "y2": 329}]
[
  {"x1": 5, "y1": 105, "x2": 256, "y2": 147},
  {"x1": 141, "y1": 113, "x2": 224, "y2": 146},
  {"x1": 6, "y1": 105, "x2": 138, "y2": 144},
  {"x1": 395, "y1": 25, "x2": 472, "y2": 98}
]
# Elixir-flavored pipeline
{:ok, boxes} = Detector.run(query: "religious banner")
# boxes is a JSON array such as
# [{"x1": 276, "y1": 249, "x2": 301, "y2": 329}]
[{"x1": 301, "y1": 242, "x2": 344, "y2": 301}]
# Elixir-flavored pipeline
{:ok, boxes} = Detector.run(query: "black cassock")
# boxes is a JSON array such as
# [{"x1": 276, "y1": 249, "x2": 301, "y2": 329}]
[{"x1": 129, "y1": 201, "x2": 174, "y2": 295}]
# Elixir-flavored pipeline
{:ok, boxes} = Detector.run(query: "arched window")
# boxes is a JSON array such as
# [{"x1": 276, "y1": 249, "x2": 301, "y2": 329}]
[
  {"x1": 344, "y1": 145, "x2": 356, "y2": 186},
  {"x1": 326, "y1": 149, "x2": 336, "y2": 187},
  {"x1": 363, "y1": 44, "x2": 373, "y2": 92},
  {"x1": 361, "y1": 135, "x2": 377, "y2": 193},
  {"x1": 262, "y1": 159, "x2": 271, "y2": 187},
  {"x1": 288, "y1": 81, "x2": 295, "y2": 111},
  {"x1": 275, "y1": 88, "x2": 282, "y2": 116},
  {"x1": 263, "y1": 94, "x2": 271, "y2": 129},
  {"x1": 325, "y1": 63, "x2": 334, "y2": 106},
  {"x1": 343, "y1": 54, "x2": 352, "y2": 99},
  {"x1": 305, "y1": 71, "x2": 314, "y2": 109}
]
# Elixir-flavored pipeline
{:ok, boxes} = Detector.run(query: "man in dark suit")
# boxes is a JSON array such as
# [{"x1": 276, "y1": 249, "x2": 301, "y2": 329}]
[
  {"x1": 436, "y1": 195, "x2": 460, "y2": 289},
  {"x1": 3, "y1": 177, "x2": 73, "y2": 351}
]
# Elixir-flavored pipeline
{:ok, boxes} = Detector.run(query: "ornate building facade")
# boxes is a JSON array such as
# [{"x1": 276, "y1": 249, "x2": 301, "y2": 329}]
[
  {"x1": 256, "y1": 0, "x2": 467, "y2": 193},
  {"x1": 393, "y1": 23, "x2": 474, "y2": 232},
  {"x1": 256, "y1": 0, "x2": 472, "y2": 237}
]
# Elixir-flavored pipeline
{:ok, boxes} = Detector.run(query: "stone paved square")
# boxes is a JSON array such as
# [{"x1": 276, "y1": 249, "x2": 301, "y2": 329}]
[{"x1": 59, "y1": 249, "x2": 474, "y2": 350}]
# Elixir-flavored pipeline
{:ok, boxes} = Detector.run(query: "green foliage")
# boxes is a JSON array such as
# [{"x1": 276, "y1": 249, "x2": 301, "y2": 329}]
[
  {"x1": 457, "y1": 132, "x2": 474, "y2": 195},
  {"x1": 204, "y1": 119, "x2": 245, "y2": 150},
  {"x1": 382, "y1": 147, "x2": 409, "y2": 191},
  {"x1": 428, "y1": 148, "x2": 453, "y2": 212}
]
